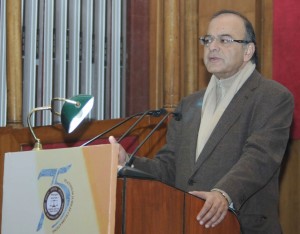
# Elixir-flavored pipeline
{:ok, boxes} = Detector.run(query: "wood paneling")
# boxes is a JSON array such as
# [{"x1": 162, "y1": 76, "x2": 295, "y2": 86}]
[
  {"x1": 280, "y1": 140, "x2": 300, "y2": 234},
  {"x1": 255, "y1": 0, "x2": 273, "y2": 78}
]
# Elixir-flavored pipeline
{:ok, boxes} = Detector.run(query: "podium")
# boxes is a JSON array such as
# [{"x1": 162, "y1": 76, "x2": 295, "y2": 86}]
[
  {"x1": 115, "y1": 177, "x2": 240, "y2": 234},
  {"x1": 2, "y1": 144, "x2": 240, "y2": 233},
  {"x1": 2, "y1": 145, "x2": 119, "y2": 234}
]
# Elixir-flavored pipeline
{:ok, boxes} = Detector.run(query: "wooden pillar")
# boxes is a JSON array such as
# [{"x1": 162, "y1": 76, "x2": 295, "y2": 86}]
[
  {"x1": 149, "y1": 0, "x2": 198, "y2": 110},
  {"x1": 257, "y1": 0, "x2": 273, "y2": 79},
  {"x1": 163, "y1": 0, "x2": 180, "y2": 109},
  {"x1": 149, "y1": 0, "x2": 164, "y2": 109},
  {"x1": 182, "y1": 0, "x2": 199, "y2": 96},
  {"x1": 6, "y1": 0, "x2": 23, "y2": 127}
]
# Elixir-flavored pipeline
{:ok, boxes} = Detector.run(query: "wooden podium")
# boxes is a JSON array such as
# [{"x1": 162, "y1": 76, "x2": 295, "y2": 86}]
[
  {"x1": 2, "y1": 145, "x2": 119, "y2": 234},
  {"x1": 115, "y1": 174, "x2": 240, "y2": 234},
  {"x1": 2, "y1": 143, "x2": 240, "y2": 234}
]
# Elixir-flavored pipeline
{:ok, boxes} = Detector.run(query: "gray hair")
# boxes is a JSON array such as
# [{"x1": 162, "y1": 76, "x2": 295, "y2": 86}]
[{"x1": 211, "y1": 10, "x2": 258, "y2": 65}]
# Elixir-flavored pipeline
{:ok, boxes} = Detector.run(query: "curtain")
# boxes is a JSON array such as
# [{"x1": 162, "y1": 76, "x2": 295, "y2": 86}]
[{"x1": 273, "y1": 0, "x2": 300, "y2": 139}]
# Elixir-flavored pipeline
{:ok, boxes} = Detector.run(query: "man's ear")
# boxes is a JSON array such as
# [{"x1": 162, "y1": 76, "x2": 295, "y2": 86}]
[{"x1": 244, "y1": 43, "x2": 255, "y2": 62}]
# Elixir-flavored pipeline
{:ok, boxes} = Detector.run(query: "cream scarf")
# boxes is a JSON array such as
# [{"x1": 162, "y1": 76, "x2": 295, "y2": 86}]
[{"x1": 195, "y1": 62, "x2": 256, "y2": 160}]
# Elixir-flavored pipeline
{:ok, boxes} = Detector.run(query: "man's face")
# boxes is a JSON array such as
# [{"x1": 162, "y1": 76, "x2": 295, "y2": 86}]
[{"x1": 203, "y1": 14, "x2": 252, "y2": 79}]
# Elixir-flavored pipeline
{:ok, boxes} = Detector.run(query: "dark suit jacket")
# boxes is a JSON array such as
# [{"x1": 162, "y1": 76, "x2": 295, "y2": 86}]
[{"x1": 134, "y1": 70, "x2": 294, "y2": 234}]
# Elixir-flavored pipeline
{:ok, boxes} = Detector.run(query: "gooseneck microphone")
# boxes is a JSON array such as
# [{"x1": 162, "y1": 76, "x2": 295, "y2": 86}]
[
  {"x1": 81, "y1": 108, "x2": 166, "y2": 146},
  {"x1": 125, "y1": 111, "x2": 181, "y2": 167},
  {"x1": 117, "y1": 108, "x2": 167, "y2": 143},
  {"x1": 118, "y1": 111, "x2": 181, "y2": 178}
]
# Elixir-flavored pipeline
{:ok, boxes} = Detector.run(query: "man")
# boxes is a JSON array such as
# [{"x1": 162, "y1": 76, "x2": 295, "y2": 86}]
[{"x1": 110, "y1": 10, "x2": 294, "y2": 233}]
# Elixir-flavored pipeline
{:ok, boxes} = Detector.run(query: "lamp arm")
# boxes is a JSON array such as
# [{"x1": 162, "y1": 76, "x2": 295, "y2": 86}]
[
  {"x1": 51, "y1": 97, "x2": 79, "y2": 116},
  {"x1": 27, "y1": 106, "x2": 52, "y2": 143}
]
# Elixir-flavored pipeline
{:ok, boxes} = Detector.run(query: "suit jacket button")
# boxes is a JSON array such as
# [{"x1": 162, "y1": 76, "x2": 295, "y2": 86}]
[{"x1": 188, "y1": 179, "x2": 194, "y2": 185}]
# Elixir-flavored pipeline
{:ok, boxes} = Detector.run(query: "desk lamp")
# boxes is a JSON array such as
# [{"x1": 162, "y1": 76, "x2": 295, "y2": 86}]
[{"x1": 27, "y1": 94, "x2": 94, "y2": 150}]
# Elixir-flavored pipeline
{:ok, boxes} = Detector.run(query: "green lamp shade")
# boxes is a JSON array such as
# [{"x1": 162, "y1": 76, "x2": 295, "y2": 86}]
[{"x1": 61, "y1": 94, "x2": 94, "y2": 133}]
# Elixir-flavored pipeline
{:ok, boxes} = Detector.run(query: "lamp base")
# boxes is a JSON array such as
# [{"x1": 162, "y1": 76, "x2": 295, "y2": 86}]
[{"x1": 33, "y1": 141, "x2": 43, "y2": 150}]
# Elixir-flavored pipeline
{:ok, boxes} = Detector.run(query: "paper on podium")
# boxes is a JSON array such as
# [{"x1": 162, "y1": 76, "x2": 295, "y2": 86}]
[{"x1": 2, "y1": 144, "x2": 119, "y2": 234}]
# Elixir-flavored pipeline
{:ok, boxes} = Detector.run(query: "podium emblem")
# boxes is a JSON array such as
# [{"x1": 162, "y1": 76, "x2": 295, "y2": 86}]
[
  {"x1": 43, "y1": 186, "x2": 65, "y2": 220},
  {"x1": 36, "y1": 164, "x2": 73, "y2": 232}
]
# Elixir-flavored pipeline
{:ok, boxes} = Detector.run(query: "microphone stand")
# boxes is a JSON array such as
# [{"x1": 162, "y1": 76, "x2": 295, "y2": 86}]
[
  {"x1": 125, "y1": 113, "x2": 171, "y2": 167},
  {"x1": 81, "y1": 112, "x2": 141, "y2": 146},
  {"x1": 81, "y1": 109, "x2": 166, "y2": 147},
  {"x1": 118, "y1": 112, "x2": 180, "y2": 179},
  {"x1": 117, "y1": 108, "x2": 166, "y2": 143},
  {"x1": 116, "y1": 111, "x2": 149, "y2": 143}
]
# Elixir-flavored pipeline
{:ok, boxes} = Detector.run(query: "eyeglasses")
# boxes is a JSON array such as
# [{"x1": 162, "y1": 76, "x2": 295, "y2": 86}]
[{"x1": 199, "y1": 35, "x2": 251, "y2": 47}]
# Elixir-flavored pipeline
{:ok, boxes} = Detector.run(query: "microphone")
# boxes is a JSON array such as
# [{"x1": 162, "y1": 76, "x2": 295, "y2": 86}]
[
  {"x1": 118, "y1": 111, "x2": 181, "y2": 178},
  {"x1": 81, "y1": 108, "x2": 166, "y2": 146},
  {"x1": 116, "y1": 108, "x2": 167, "y2": 143},
  {"x1": 125, "y1": 111, "x2": 180, "y2": 166}
]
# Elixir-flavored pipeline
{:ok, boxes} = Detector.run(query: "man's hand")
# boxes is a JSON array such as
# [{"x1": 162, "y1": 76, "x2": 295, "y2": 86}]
[
  {"x1": 108, "y1": 136, "x2": 128, "y2": 166},
  {"x1": 189, "y1": 191, "x2": 229, "y2": 228}
]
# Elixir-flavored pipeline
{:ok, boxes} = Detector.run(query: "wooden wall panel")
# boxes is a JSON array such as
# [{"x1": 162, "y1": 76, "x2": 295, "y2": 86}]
[
  {"x1": 280, "y1": 141, "x2": 300, "y2": 234},
  {"x1": 256, "y1": 0, "x2": 273, "y2": 78}
]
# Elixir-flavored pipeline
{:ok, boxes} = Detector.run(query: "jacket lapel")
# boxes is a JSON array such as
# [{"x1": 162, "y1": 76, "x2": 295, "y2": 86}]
[
  {"x1": 192, "y1": 71, "x2": 261, "y2": 173},
  {"x1": 185, "y1": 99, "x2": 203, "y2": 169}
]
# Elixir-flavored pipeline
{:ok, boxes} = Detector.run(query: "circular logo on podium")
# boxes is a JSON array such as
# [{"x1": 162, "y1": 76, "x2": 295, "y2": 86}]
[{"x1": 43, "y1": 186, "x2": 65, "y2": 220}]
